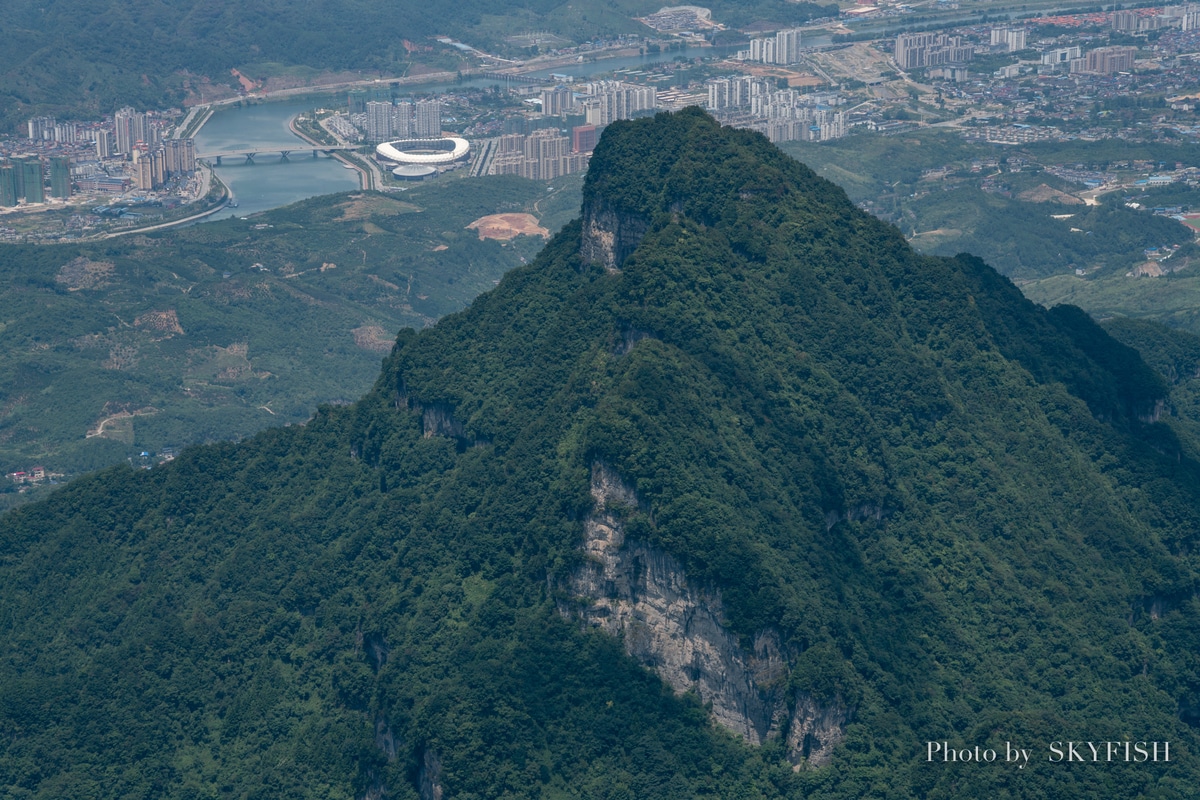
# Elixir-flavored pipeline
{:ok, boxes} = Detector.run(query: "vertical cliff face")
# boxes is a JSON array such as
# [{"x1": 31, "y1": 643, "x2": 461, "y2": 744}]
[
  {"x1": 564, "y1": 463, "x2": 847, "y2": 767},
  {"x1": 579, "y1": 200, "x2": 648, "y2": 274},
  {"x1": 418, "y1": 749, "x2": 444, "y2": 800}
]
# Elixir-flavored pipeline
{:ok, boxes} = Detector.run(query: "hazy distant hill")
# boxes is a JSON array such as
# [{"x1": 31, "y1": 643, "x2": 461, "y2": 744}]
[
  {"x1": 4, "y1": 110, "x2": 1200, "y2": 799},
  {"x1": 0, "y1": 0, "x2": 835, "y2": 128}
]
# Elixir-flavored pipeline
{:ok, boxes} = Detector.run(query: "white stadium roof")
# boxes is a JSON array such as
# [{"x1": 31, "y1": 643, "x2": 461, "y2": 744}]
[{"x1": 376, "y1": 137, "x2": 470, "y2": 165}]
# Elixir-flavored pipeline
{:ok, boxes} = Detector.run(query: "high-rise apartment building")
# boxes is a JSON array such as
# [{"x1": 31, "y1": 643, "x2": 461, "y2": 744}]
[
  {"x1": 990, "y1": 27, "x2": 1027, "y2": 52},
  {"x1": 393, "y1": 102, "x2": 414, "y2": 138},
  {"x1": 0, "y1": 163, "x2": 17, "y2": 206},
  {"x1": 366, "y1": 101, "x2": 393, "y2": 142},
  {"x1": 114, "y1": 108, "x2": 147, "y2": 156},
  {"x1": 414, "y1": 100, "x2": 441, "y2": 137},
  {"x1": 135, "y1": 159, "x2": 154, "y2": 191},
  {"x1": 541, "y1": 87, "x2": 574, "y2": 116},
  {"x1": 162, "y1": 138, "x2": 196, "y2": 175},
  {"x1": 1041, "y1": 46, "x2": 1082, "y2": 66},
  {"x1": 740, "y1": 28, "x2": 803, "y2": 65},
  {"x1": 572, "y1": 124, "x2": 597, "y2": 153},
  {"x1": 51, "y1": 122, "x2": 78, "y2": 144},
  {"x1": 894, "y1": 33, "x2": 974, "y2": 69},
  {"x1": 27, "y1": 117, "x2": 55, "y2": 140},
  {"x1": 20, "y1": 158, "x2": 44, "y2": 203},
  {"x1": 489, "y1": 130, "x2": 589, "y2": 180},
  {"x1": 581, "y1": 82, "x2": 656, "y2": 126},
  {"x1": 1076, "y1": 46, "x2": 1136, "y2": 74},
  {"x1": 49, "y1": 156, "x2": 71, "y2": 199},
  {"x1": 1112, "y1": 10, "x2": 1168, "y2": 31},
  {"x1": 95, "y1": 130, "x2": 113, "y2": 159},
  {"x1": 775, "y1": 28, "x2": 803, "y2": 64},
  {"x1": 48, "y1": 157, "x2": 70, "y2": 199}
]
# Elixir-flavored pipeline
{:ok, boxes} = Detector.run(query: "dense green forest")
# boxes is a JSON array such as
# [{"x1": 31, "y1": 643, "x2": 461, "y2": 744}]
[
  {"x1": 0, "y1": 0, "x2": 834, "y2": 129},
  {"x1": 0, "y1": 175, "x2": 581, "y2": 498},
  {"x1": 4, "y1": 109, "x2": 1200, "y2": 799}
]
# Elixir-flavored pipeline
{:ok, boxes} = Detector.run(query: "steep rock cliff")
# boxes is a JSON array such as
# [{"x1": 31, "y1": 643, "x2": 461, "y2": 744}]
[
  {"x1": 579, "y1": 200, "x2": 648, "y2": 273},
  {"x1": 565, "y1": 462, "x2": 847, "y2": 767}
]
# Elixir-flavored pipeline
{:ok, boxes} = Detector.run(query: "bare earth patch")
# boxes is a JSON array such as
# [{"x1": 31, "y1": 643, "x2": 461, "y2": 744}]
[
  {"x1": 56, "y1": 257, "x2": 115, "y2": 291},
  {"x1": 1019, "y1": 184, "x2": 1084, "y2": 205},
  {"x1": 134, "y1": 309, "x2": 185, "y2": 336},
  {"x1": 467, "y1": 213, "x2": 550, "y2": 241},
  {"x1": 87, "y1": 405, "x2": 158, "y2": 442},
  {"x1": 335, "y1": 195, "x2": 421, "y2": 221},
  {"x1": 1130, "y1": 261, "x2": 1166, "y2": 278},
  {"x1": 353, "y1": 325, "x2": 396, "y2": 353}
]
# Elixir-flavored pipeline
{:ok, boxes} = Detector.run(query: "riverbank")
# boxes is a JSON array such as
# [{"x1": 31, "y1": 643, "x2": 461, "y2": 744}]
[
  {"x1": 103, "y1": 167, "x2": 229, "y2": 237},
  {"x1": 287, "y1": 114, "x2": 377, "y2": 190}
]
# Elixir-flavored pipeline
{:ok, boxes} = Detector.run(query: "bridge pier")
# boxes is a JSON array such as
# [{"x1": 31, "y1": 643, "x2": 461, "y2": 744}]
[
  {"x1": 280, "y1": 150, "x2": 290, "y2": 161},
  {"x1": 312, "y1": 149, "x2": 319, "y2": 158},
  {"x1": 244, "y1": 153, "x2": 256, "y2": 164},
  {"x1": 215, "y1": 155, "x2": 222, "y2": 166}
]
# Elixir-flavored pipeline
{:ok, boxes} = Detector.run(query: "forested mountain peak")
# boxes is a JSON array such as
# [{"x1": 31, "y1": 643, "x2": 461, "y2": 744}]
[{"x1": 4, "y1": 110, "x2": 1200, "y2": 799}]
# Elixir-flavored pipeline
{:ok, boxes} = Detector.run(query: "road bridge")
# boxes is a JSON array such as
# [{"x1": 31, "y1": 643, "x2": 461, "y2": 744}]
[{"x1": 197, "y1": 145, "x2": 358, "y2": 165}]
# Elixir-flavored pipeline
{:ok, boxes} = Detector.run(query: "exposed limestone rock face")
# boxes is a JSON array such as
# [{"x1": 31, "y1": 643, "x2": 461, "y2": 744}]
[
  {"x1": 565, "y1": 462, "x2": 847, "y2": 767},
  {"x1": 580, "y1": 202, "x2": 648, "y2": 274},
  {"x1": 421, "y1": 404, "x2": 464, "y2": 440},
  {"x1": 395, "y1": 389, "x2": 470, "y2": 443},
  {"x1": 786, "y1": 692, "x2": 849, "y2": 768},
  {"x1": 418, "y1": 749, "x2": 444, "y2": 800}
]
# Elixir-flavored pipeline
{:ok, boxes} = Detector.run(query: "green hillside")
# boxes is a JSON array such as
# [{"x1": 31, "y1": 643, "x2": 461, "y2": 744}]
[
  {"x1": 0, "y1": 175, "x2": 576, "y2": 501},
  {"x1": 781, "y1": 133, "x2": 1199, "y2": 281},
  {"x1": 0, "y1": 0, "x2": 835, "y2": 130},
  {"x1": 4, "y1": 109, "x2": 1200, "y2": 799}
]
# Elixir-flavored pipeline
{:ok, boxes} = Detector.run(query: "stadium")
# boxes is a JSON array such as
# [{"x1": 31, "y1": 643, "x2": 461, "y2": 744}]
[{"x1": 375, "y1": 137, "x2": 470, "y2": 166}]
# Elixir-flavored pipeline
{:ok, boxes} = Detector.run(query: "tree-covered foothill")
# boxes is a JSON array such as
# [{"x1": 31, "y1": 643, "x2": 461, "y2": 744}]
[
  {"x1": 781, "y1": 132, "x2": 1200, "y2": 280},
  {"x1": 0, "y1": 0, "x2": 834, "y2": 129},
  {"x1": 4, "y1": 109, "x2": 1200, "y2": 799},
  {"x1": 0, "y1": 175, "x2": 573, "y2": 493}
]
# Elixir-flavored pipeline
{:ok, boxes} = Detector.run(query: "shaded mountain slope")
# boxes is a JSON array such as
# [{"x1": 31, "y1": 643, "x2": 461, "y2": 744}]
[{"x1": 4, "y1": 109, "x2": 1200, "y2": 799}]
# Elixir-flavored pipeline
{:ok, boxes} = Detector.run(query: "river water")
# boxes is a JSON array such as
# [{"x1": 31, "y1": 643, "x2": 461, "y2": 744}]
[
  {"x1": 192, "y1": 44, "x2": 763, "y2": 219},
  {"x1": 193, "y1": 99, "x2": 361, "y2": 219}
]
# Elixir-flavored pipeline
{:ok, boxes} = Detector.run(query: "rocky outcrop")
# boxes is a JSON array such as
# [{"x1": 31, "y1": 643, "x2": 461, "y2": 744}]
[
  {"x1": 613, "y1": 325, "x2": 656, "y2": 356},
  {"x1": 394, "y1": 389, "x2": 487, "y2": 448},
  {"x1": 564, "y1": 462, "x2": 847, "y2": 767},
  {"x1": 580, "y1": 202, "x2": 648, "y2": 274},
  {"x1": 421, "y1": 403, "x2": 464, "y2": 440},
  {"x1": 418, "y1": 748, "x2": 444, "y2": 800},
  {"x1": 786, "y1": 693, "x2": 849, "y2": 768}
]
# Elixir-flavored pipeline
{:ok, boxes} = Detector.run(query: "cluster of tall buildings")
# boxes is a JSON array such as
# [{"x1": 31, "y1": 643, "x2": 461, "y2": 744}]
[
  {"x1": 990, "y1": 27, "x2": 1028, "y2": 52},
  {"x1": 541, "y1": 87, "x2": 574, "y2": 116},
  {"x1": 0, "y1": 156, "x2": 71, "y2": 206},
  {"x1": 128, "y1": 139, "x2": 196, "y2": 190},
  {"x1": 1041, "y1": 46, "x2": 1083, "y2": 67},
  {"x1": 10, "y1": 106, "x2": 198, "y2": 204},
  {"x1": 113, "y1": 108, "x2": 161, "y2": 155},
  {"x1": 736, "y1": 29, "x2": 804, "y2": 65},
  {"x1": 705, "y1": 76, "x2": 848, "y2": 143},
  {"x1": 27, "y1": 117, "x2": 79, "y2": 144},
  {"x1": 488, "y1": 129, "x2": 591, "y2": 180},
  {"x1": 110, "y1": 108, "x2": 196, "y2": 189},
  {"x1": 894, "y1": 33, "x2": 975, "y2": 70},
  {"x1": 1161, "y1": 4, "x2": 1200, "y2": 30},
  {"x1": 1073, "y1": 46, "x2": 1138, "y2": 75},
  {"x1": 578, "y1": 81, "x2": 657, "y2": 126},
  {"x1": 363, "y1": 100, "x2": 441, "y2": 142}
]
